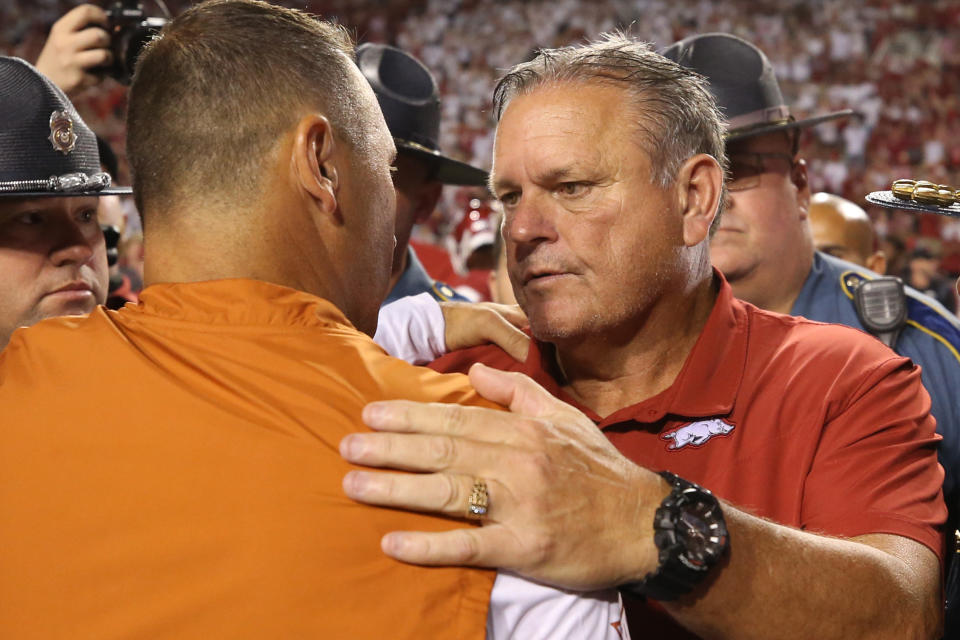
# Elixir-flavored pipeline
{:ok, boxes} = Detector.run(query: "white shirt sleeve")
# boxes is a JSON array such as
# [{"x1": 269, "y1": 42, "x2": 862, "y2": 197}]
[
  {"x1": 486, "y1": 571, "x2": 631, "y2": 640},
  {"x1": 373, "y1": 293, "x2": 447, "y2": 364}
]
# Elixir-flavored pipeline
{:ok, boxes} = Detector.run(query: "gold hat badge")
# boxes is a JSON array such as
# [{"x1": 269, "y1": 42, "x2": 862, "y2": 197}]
[
  {"x1": 48, "y1": 110, "x2": 77, "y2": 155},
  {"x1": 865, "y1": 180, "x2": 960, "y2": 217},
  {"x1": 890, "y1": 179, "x2": 958, "y2": 208}
]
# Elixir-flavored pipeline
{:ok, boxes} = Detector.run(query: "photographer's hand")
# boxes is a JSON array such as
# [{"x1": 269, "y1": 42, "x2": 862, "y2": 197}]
[{"x1": 36, "y1": 4, "x2": 112, "y2": 97}]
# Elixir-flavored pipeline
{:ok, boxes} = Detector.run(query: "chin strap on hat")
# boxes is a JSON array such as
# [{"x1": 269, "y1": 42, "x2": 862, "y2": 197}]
[{"x1": 0, "y1": 171, "x2": 112, "y2": 194}]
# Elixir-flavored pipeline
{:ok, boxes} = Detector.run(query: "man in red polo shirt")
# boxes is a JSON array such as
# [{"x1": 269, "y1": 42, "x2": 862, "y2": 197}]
[{"x1": 340, "y1": 36, "x2": 944, "y2": 639}]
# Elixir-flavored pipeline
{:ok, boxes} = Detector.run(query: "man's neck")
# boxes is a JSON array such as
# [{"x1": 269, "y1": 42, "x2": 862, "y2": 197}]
[
  {"x1": 142, "y1": 207, "x2": 344, "y2": 310},
  {"x1": 554, "y1": 273, "x2": 718, "y2": 419},
  {"x1": 728, "y1": 250, "x2": 813, "y2": 315}
]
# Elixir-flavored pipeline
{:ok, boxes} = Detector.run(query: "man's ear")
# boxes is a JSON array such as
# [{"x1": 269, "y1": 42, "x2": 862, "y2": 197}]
[
  {"x1": 792, "y1": 157, "x2": 811, "y2": 218},
  {"x1": 676, "y1": 153, "x2": 723, "y2": 247},
  {"x1": 292, "y1": 114, "x2": 340, "y2": 221},
  {"x1": 866, "y1": 250, "x2": 887, "y2": 276}
]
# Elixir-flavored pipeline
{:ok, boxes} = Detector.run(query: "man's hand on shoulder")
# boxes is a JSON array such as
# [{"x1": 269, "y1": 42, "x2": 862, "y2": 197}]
[
  {"x1": 340, "y1": 363, "x2": 665, "y2": 591},
  {"x1": 440, "y1": 301, "x2": 530, "y2": 362}
]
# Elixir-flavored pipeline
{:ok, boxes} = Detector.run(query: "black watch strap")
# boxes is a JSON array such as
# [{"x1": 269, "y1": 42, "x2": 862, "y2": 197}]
[{"x1": 619, "y1": 471, "x2": 728, "y2": 602}]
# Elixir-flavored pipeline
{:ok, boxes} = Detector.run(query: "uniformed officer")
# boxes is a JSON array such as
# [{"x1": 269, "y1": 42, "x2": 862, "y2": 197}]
[
  {"x1": 357, "y1": 43, "x2": 489, "y2": 304},
  {"x1": 664, "y1": 31, "x2": 960, "y2": 568},
  {"x1": 0, "y1": 56, "x2": 131, "y2": 351},
  {"x1": 866, "y1": 180, "x2": 960, "y2": 638},
  {"x1": 809, "y1": 191, "x2": 888, "y2": 274}
]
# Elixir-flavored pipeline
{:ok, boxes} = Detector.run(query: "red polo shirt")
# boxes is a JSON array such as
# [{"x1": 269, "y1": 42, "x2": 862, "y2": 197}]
[{"x1": 431, "y1": 275, "x2": 946, "y2": 637}]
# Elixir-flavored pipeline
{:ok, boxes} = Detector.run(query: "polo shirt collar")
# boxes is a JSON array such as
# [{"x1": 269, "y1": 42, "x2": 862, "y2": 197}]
[
  {"x1": 518, "y1": 271, "x2": 750, "y2": 426},
  {"x1": 133, "y1": 279, "x2": 355, "y2": 330}
]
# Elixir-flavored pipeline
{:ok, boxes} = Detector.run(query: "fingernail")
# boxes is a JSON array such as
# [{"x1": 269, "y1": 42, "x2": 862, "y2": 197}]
[
  {"x1": 339, "y1": 434, "x2": 364, "y2": 461},
  {"x1": 468, "y1": 362, "x2": 486, "y2": 377},
  {"x1": 342, "y1": 470, "x2": 369, "y2": 497},
  {"x1": 382, "y1": 532, "x2": 405, "y2": 555},
  {"x1": 362, "y1": 402, "x2": 387, "y2": 426}
]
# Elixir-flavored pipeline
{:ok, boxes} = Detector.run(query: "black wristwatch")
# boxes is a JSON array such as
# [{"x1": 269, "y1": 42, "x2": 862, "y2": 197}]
[{"x1": 619, "y1": 471, "x2": 729, "y2": 602}]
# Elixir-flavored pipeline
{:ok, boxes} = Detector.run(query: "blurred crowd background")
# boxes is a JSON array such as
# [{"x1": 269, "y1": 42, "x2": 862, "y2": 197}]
[{"x1": 3, "y1": 0, "x2": 959, "y2": 312}]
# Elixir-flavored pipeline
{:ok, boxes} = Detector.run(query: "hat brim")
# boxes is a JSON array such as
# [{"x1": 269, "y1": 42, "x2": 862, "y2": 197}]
[
  {"x1": 865, "y1": 190, "x2": 960, "y2": 218},
  {"x1": 398, "y1": 143, "x2": 489, "y2": 187},
  {"x1": 0, "y1": 185, "x2": 133, "y2": 198},
  {"x1": 727, "y1": 110, "x2": 858, "y2": 142}
]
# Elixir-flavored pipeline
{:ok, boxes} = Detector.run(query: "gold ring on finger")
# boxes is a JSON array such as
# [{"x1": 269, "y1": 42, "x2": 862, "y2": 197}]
[{"x1": 466, "y1": 478, "x2": 489, "y2": 520}]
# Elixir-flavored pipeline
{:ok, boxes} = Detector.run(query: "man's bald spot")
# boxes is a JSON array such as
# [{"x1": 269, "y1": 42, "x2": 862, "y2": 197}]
[{"x1": 808, "y1": 192, "x2": 876, "y2": 265}]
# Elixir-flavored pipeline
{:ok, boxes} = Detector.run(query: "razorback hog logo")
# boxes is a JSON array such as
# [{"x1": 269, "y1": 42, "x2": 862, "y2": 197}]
[{"x1": 661, "y1": 419, "x2": 735, "y2": 450}]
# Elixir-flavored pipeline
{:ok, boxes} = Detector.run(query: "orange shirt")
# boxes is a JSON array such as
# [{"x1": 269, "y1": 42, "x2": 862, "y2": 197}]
[{"x1": 0, "y1": 279, "x2": 495, "y2": 639}]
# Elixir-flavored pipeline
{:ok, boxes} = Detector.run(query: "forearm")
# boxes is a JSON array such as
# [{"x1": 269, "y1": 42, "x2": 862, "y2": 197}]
[{"x1": 661, "y1": 507, "x2": 941, "y2": 640}]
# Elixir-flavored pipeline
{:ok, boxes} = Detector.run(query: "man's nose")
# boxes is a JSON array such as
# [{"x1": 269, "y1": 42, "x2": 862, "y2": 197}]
[
  {"x1": 49, "y1": 221, "x2": 97, "y2": 267},
  {"x1": 505, "y1": 193, "x2": 557, "y2": 248}
]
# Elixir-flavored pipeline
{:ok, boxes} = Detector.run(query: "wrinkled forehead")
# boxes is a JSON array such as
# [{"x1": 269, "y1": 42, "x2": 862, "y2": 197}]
[{"x1": 492, "y1": 82, "x2": 636, "y2": 170}]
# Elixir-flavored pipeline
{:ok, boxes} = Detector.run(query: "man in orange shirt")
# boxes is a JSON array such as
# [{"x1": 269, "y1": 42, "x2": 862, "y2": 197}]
[{"x1": 0, "y1": 2, "x2": 502, "y2": 637}]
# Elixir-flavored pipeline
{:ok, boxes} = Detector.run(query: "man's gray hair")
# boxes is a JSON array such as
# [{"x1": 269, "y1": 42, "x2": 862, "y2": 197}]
[{"x1": 493, "y1": 33, "x2": 728, "y2": 196}]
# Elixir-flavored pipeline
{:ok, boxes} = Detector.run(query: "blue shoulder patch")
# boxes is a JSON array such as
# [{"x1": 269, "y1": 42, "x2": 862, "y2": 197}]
[
  {"x1": 837, "y1": 267, "x2": 960, "y2": 360},
  {"x1": 430, "y1": 281, "x2": 469, "y2": 303},
  {"x1": 904, "y1": 295, "x2": 960, "y2": 363},
  {"x1": 838, "y1": 271, "x2": 869, "y2": 300}
]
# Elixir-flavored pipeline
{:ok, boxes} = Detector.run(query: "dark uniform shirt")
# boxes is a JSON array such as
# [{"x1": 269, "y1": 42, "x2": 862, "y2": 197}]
[{"x1": 383, "y1": 247, "x2": 468, "y2": 305}]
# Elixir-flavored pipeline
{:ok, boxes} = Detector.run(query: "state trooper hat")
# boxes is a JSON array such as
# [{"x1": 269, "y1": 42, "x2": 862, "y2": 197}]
[
  {"x1": 866, "y1": 179, "x2": 960, "y2": 218},
  {"x1": 661, "y1": 33, "x2": 855, "y2": 142},
  {"x1": 0, "y1": 56, "x2": 131, "y2": 198},
  {"x1": 356, "y1": 43, "x2": 488, "y2": 187}
]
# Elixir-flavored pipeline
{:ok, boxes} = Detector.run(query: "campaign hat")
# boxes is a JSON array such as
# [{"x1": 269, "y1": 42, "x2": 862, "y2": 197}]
[
  {"x1": 661, "y1": 33, "x2": 855, "y2": 142},
  {"x1": 356, "y1": 43, "x2": 488, "y2": 187},
  {"x1": 0, "y1": 57, "x2": 131, "y2": 198}
]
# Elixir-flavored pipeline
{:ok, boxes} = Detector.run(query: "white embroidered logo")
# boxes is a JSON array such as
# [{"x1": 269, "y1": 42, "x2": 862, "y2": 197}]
[{"x1": 661, "y1": 418, "x2": 735, "y2": 450}]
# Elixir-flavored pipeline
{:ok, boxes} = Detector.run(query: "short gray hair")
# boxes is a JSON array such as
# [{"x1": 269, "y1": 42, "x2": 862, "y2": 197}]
[{"x1": 493, "y1": 33, "x2": 727, "y2": 200}]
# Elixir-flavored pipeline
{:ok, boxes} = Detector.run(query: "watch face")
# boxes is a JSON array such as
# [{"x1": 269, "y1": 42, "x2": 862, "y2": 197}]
[{"x1": 678, "y1": 501, "x2": 728, "y2": 567}]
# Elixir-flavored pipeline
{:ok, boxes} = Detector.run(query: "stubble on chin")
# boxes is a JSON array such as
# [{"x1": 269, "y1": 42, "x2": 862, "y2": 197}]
[{"x1": 526, "y1": 304, "x2": 602, "y2": 344}]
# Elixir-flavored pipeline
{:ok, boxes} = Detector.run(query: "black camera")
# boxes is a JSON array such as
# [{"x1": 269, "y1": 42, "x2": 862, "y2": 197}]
[
  {"x1": 101, "y1": 224, "x2": 121, "y2": 268},
  {"x1": 99, "y1": 1, "x2": 168, "y2": 84}
]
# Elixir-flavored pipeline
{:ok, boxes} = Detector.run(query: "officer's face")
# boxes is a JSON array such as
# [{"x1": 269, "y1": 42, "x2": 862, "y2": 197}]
[
  {"x1": 0, "y1": 196, "x2": 108, "y2": 350},
  {"x1": 710, "y1": 132, "x2": 811, "y2": 299},
  {"x1": 492, "y1": 82, "x2": 682, "y2": 342},
  {"x1": 390, "y1": 153, "x2": 439, "y2": 276}
]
